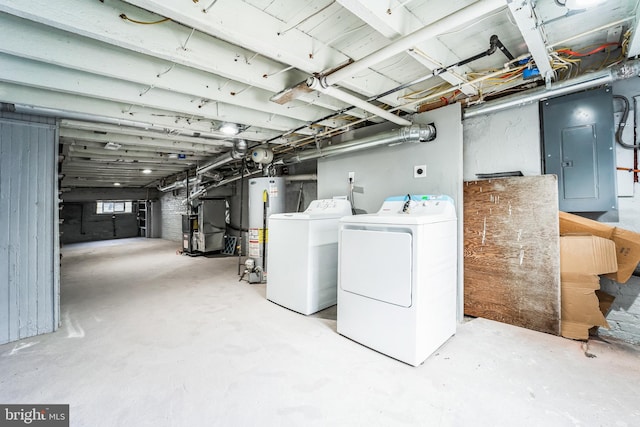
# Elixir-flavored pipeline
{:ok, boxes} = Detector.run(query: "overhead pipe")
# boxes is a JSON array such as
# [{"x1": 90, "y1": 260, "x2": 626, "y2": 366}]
[
  {"x1": 158, "y1": 176, "x2": 201, "y2": 192},
  {"x1": 180, "y1": 125, "x2": 434, "y2": 199},
  {"x1": 306, "y1": 77, "x2": 412, "y2": 126},
  {"x1": 284, "y1": 124, "x2": 436, "y2": 164},
  {"x1": 374, "y1": 34, "x2": 515, "y2": 103},
  {"x1": 185, "y1": 169, "x2": 262, "y2": 204},
  {"x1": 287, "y1": 0, "x2": 504, "y2": 129},
  {"x1": 323, "y1": 0, "x2": 506, "y2": 87},
  {"x1": 197, "y1": 139, "x2": 247, "y2": 176},
  {"x1": 463, "y1": 59, "x2": 640, "y2": 119}
]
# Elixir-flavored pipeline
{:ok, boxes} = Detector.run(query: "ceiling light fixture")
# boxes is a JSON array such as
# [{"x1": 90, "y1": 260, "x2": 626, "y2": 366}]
[
  {"x1": 113, "y1": 182, "x2": 121, "y2": 186},
  {"x1": 220, "y1": 122, "x2": 240, "y2": 135},
  {"x1": 142, "y1": 169, "x2": 152, "y2": 174},
  {"x1": 104, "y1": 141, "x2": 122, "y2": 150}
]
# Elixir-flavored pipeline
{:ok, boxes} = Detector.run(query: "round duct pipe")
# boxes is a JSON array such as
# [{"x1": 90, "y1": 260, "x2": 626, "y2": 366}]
[
  {"x1": 285, "y1": 124, "x2": 436, "y2": 164},
  {"x1": 158, "y1": 176, "x2": 200, "y2": 192},
  {"x1": 464, "y1": 59, "x2": 640, "y2": 119},
  {"x1": 197, "y1": 139, "x2": 247, "y2": 176}
]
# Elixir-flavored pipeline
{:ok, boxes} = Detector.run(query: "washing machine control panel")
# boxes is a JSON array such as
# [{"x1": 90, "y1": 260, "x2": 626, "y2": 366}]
[{"x1": 305, "y1": 199, "x2": 353, "y2": 215}]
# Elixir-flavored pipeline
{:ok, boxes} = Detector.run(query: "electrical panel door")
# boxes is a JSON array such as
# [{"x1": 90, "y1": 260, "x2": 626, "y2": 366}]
[{"x1": 541, "y1": 86, "x2": 617, "y2": 219}]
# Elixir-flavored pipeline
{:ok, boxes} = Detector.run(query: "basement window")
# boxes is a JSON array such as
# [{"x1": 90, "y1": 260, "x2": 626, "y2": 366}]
[{"x1": 96, "y1": 201, "x2": 133, "y2": 214}]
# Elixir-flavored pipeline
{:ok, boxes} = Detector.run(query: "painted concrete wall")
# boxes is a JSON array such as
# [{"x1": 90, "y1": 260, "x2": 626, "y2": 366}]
[
  {"x1": 0, "y1": 114, "x2": 59, "y2": 345},
  {"x1": 318, "y1": 103, "x2": 464, "y2": 317},
  {"x1": 60, "y1": 188, "x2": 160, "y2": 244},
  {"x1": 161, "y1": 188, "x2": 188, "y2": 242},
  {"x1": 60, "y1": 202, "x2": 138, "y2": 244},
  {"x1": 463, "y1": 103, "x2": 542, "y2": 180},
  {"x1": 318, "y1": 104, "x2": 463, "y2": 214},
  {"x1": 461, "y1": 82, "x2": 640, "y2": 344}
]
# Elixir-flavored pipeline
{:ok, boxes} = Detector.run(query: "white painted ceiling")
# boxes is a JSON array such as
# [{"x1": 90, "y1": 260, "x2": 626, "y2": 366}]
[{"x1": 0, "y1": 0, "x2": 637, "y2": 189}]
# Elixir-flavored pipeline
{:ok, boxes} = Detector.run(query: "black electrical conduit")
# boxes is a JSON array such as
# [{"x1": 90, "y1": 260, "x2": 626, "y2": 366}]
[
  {"x1": 266, "y1": 35, "x2": 515, "y2": 144},
  {"x1": 613, "y1": 95, "x2": 639, "y2": 150}
]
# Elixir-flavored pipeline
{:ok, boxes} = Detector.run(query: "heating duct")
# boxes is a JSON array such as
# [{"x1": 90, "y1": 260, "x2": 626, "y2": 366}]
[
  {"x1": 159, "y1": 139, "x2": 246, "y2": 193},
  {"x1": 158, "y1": 176, "x2": 200, "y2": 192},
  {"x1": 284, "y1": 124, "x2": 437, "y2": 164},
  {"x1": 196, "y1": 139, "x2": 247, "y2": 176},
  {"x1": 184, "y1": 125, "x2": 434, "y2": 203}
]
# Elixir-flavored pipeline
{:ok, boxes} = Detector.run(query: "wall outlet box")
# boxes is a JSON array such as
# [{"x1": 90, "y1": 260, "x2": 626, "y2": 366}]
[
  {"x1": 348, "y1": 171, "x2": 355, "y2": 181},
  {"x1": 414, "y1": 165, "x2": 426, "y2": 178}
]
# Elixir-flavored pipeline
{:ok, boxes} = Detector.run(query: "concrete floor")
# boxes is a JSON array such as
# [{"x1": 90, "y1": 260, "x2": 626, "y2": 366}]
[{"x1": 1, "y1": 238, "x2": 639, "y2": 426}]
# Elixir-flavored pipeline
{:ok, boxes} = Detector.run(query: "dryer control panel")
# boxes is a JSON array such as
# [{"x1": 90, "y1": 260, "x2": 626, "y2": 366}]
[{"x1": 378, "y1": 195, "x2": 455, "y2": 216}]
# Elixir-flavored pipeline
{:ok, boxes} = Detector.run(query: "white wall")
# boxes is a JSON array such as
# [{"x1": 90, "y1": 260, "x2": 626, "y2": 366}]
[{"x1": 461, "y1": 82, "x2": 640, "y2": 345}]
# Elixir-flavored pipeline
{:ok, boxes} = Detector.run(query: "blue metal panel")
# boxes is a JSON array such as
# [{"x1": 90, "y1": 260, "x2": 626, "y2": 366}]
[{"x1": 0, "y1": 117, "x2": 58, "y2": 345}]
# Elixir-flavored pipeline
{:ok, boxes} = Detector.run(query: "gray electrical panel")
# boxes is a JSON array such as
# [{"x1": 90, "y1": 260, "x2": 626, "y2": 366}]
[{"x1": 541, "y1": 86, "x2": 617, "y2": 221}]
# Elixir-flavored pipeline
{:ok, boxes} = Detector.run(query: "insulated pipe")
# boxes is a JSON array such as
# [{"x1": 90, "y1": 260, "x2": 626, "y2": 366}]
[
  {"x1": 463, "y1": 59, "x2": 640, "y2": 119},
  {"x1": 285, "y1": 124, "x2": 436, "y2": 164},
  {"x1": 196, "y1": 139, "x2": 248, "y2": 176},
  {"x1": 324, "y1": 0, "x2": 506, "y2": 87},
  {"x1": 307, "y1": 77, "x2": 412, "y2": 126}
]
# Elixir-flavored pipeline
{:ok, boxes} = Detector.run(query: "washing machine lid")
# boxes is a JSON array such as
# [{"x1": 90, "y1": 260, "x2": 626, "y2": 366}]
[
  {"x1": 341, "y1": 195, "x2": 456, "y2": 225},
  {"x1": 271, "y1": 199, "x2": 353, "y2": 220}
]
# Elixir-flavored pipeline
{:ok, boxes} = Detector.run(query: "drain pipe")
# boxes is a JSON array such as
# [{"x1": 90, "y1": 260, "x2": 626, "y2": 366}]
[
  {"x1": 197, "y1": 139, "x2": 248, "y2": 176},
  {"x1": 464, "y1": 60, "x2": 640, "y2": 119},
  {"x1": 284, "y1": 124, "x2": 436, "y2": 164}
]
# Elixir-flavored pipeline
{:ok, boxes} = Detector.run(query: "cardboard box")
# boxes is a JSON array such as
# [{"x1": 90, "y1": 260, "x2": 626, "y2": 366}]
[
  {"x1": 559, "y1": 211, "x2": 640, "y2": 283},
  {"x1": 559, "y1": 235, "x2": 617, "y2": 340}
]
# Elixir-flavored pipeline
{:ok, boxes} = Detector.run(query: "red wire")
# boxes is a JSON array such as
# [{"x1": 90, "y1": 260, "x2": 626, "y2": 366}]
[{"x1": 557, "y1": 42, "x2": 619, "y2": 57}]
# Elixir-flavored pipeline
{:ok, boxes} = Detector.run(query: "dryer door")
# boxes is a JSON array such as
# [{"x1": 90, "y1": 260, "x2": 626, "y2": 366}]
[{"x1": 339, "y1": 228, "x2": 412, "y2": 307}]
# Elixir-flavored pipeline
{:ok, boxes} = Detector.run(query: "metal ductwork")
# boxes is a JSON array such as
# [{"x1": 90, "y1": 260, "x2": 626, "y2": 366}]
[
  {"x1": 197, "y1": 139, "x2": 248, "y2": 176},
  {"x1": 185, "y1": 169, "x2": 262, "y2": 204},
  {"x1": 285, "y1": 124, "x2": 436, "y2": 164},
  {"x1": 464, "y1": 59, "x2": 640, "y2": 119},
  {"x1": 158, "y1": 176, "x2": 201, "y2": 192}
]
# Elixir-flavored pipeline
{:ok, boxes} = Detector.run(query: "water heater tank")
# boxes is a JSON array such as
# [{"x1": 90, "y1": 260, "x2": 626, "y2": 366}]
[{"x1": 248, "y1": 177, "x2": 286, "y2": 272}]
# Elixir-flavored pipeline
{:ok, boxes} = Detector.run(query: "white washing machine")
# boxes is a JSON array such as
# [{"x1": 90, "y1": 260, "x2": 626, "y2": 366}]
[
  {"x1": 338, "y1": 195, "x2": 457, "y2": 366},
  {"x1": 267, "y1": 199, "x2": 353, "y2": 315}
]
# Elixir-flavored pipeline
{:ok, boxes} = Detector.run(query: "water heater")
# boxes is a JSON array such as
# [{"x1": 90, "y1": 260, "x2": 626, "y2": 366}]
[{"x1": 248, "y1": 177, "x2": 286, "y2": 273}]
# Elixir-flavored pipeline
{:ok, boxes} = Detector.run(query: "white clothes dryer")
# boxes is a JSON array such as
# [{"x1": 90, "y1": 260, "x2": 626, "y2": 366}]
[{"x1": 337, "y1": 195, "x2": 457, "y2": 366}]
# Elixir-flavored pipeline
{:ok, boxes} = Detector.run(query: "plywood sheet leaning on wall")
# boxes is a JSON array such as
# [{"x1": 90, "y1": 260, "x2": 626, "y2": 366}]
[{"x1": 464, "y1": 175, "x2": 561, "y2": 335}]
